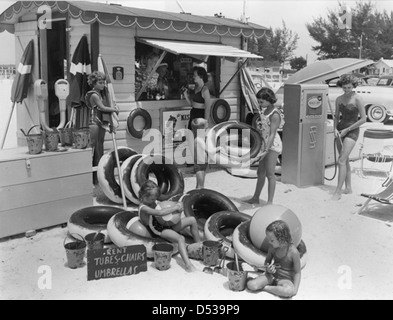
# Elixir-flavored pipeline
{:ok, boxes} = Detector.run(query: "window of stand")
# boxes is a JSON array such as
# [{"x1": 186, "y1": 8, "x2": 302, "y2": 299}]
[{"x1": 135, "y1": 42, "x2": 220, "y2": 101}]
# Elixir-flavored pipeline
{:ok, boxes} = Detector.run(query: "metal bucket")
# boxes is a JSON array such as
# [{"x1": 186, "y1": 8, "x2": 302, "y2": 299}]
[
  {"x1": 202, "y1": 240, "x2": 222, "y2": 267},
  {"x1": 59, "y1": 127, "x2": 74, "y2": 146},
  {"x1": 22, "y1": 125, "x2": 43, "y2": 155},
  {"x1": 64, "y1": 234, "x2": 86, "y2": 269},
  {"x1": 152, "y1": 243, "x2": 173, "y2": 271},
  {"x1": 227, "y1": 261, "x2": 248, "y2": 291},
  {"x1": 84, "y1": 232, "x2": 105, "y2": 251},
  {"x1": 73, "y1": 128, "x2": 90, "y2": 149},
  {"x1": 44, "y1": 130, "x2": 59, "y2": 151}
]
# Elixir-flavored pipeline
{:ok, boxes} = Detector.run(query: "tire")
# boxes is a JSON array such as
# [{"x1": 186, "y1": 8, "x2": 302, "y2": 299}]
[
  {"x1": 211, "y1": 99, "x2": 231, "y2": 124},
  {"x1": 130, "y1": 154, "x2": 184, "y2": 201},
  {"x1": 127, "y1": 108, "x2": 152, "y2": 139},
  {"x1": 367, "y1": 105, "x2": 389, "y2": 123},
  {"x1": 121, "y1": 154, "x2": 144, "y2": 205},
  {"x1": 182, "y1": 188, "x2": 238, "y2": 233},
  {"x1": 67, "y1": 206, "x2": 125, "y2": 243},
  {"x1": 97, "y1": 147, "x2": 138, "y2": 204}
]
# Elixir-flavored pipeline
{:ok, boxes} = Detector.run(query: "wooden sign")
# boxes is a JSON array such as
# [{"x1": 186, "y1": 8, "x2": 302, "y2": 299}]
[{"x1": 87, "y1": 245, "x2": 147, "y2": 281}]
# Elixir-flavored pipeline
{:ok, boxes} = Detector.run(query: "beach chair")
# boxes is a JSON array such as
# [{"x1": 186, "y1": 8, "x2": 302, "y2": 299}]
[
  {"x1": 359, "y1": 129, "x2": 393, "y2": 177},
  {"x1": 356, "y1": 172, "x2": 393, "y2": 215}
]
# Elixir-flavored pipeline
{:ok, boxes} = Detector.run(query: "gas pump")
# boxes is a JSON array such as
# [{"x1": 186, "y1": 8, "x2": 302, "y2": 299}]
[
  {"x1": 54, "y1": 79, "x2": 69, "y2": 130},
  {"x1": 34, "y1": 79, "x2": 52, "y2": 132},
  {"x1": 281, "y1": 84, "x2": 328, "y2": 187}
]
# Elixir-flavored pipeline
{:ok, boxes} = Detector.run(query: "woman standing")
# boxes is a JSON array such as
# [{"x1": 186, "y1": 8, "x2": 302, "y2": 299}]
[
  {"x1": 183, "y1": 66, "x2": 212, "y2": 189},
  {"x1": 331, "y1": 74, "x2": 366, "y2": 200},
  {"x1": 86, "y1": 71, "x2": 119, "y2": 184},
  {"x1": 246, "y1": 87, "x2": 282, "y2": 205}
]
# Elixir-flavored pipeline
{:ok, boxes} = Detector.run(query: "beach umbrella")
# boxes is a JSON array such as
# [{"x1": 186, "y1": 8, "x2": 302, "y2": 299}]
[
  {"x1": 1, "y1": 39, "x2": 34, "y2": 149},
  {"x1": 240, "y1": 67, "x2": 259, "y2": 113},
  {"x1": 68, "y1": 35, "x2": 91, "y2": 129},
  {"x1": 286, "y1": 58, "x2": 374, "y2": 84}
]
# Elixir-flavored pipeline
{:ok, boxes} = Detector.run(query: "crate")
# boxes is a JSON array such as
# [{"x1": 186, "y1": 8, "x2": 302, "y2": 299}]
[{"x1": 0, "y1": 147, "x2": 93, "y2": 238}]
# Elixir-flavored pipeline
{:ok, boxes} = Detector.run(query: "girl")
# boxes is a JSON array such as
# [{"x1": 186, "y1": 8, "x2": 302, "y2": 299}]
[
  {"x1": 86, "y1": 71, "x2": 118, "y2": 184},
  {"x1": 332, "y1": 74, "x2": 366, "y2": 200},
  {"x1": 138, "y1": 180, "x2": 201, "y2": 272},
  {"x1": 246, "y1": 87, "x2": 282, "y2": 204},
  {"x1": 247, "y1": 220, "x2": 301, "y2": 298}
]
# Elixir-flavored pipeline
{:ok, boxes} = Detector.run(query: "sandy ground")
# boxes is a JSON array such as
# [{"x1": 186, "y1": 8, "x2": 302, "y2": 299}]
[{"x1": 1, "y1": 157, "x2": 392, "y2": 300}]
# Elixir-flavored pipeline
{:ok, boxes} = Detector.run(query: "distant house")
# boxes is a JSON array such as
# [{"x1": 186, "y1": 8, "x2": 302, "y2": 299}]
[
  {"x1": 0, "y1": 64, "x2": 16, "y2": 79},
  {"x1": 373, "y1": 58, "x2": 393, "y2": 75}
]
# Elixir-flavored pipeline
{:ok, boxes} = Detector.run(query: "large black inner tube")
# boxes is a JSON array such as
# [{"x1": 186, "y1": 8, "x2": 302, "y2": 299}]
[
  {"x1": 122, "y1": 154, "x2": 143, "y2": 203},
  {"x1": 212, "y1": 122, "x2": 264, "y2": 160},
  {"x1": 127, "y1": 108, "x2": 152, "y2": 139},
  {"x1": 207, "y1": 210, "x2": 250, "y2": 237},
  {"x1": 211, "y1": 99, "x2": 231, "y2": 124},
  {"x1": 183, "y1": 189, "x2": 238, "y2": 230},
  {"x1": 133, "y1": 155, "x2": 184, "y2": 201},
  {"x1": 103, "y1": 148, "x2": 138, "y2": 198},
  {"x1": 69, "y1": 206, "x2": 125, "y2": 230}
]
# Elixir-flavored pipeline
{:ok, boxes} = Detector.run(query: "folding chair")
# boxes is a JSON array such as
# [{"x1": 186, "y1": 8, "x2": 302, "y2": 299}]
[
  {"x1": 359, "y1": 129, "x2": 393, "y2": 177},
  {"x1": 356, "y1": 172, "x2": 393, "y2": 215}
]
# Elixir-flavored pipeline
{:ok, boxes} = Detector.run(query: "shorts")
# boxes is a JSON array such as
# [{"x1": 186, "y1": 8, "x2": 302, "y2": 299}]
[{"x1": 188, "y1": 108, "x2": 205, "y2": 130}]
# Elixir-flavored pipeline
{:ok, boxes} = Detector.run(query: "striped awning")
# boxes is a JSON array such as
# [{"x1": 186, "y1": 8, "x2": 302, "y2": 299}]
[{"x1": 138, "y1": 38, "x2": 263, "y2": 59}]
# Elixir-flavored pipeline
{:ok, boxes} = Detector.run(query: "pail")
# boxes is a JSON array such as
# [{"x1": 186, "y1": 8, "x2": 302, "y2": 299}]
[
  {"x1": 44, "y1": 130, "x2": 59, "y2": 151},
  {"x1": 64, "y1": 233, "x2": 86, "y2": 269},
  {"x1": 227, "y1": 261, "x2": 248, "y2": 291},
  {"x1": 73, "y1": 128, "x2": 90, "y2": 149},
  {"x1": 59, "y1": 127, "x2": 74, "y2": 146},
  {"x1": 22, "y1": 125, "x2": 43, "y2": 155},
  {"x1": 202, "y1": 240, "x2": 222, "y2": 266},
  {"x1": 84, "y1": 232, "x2": 105, "y2": 250},
  {"x1": 152, "y1": 243, "x2": 173, "y2": 271}
]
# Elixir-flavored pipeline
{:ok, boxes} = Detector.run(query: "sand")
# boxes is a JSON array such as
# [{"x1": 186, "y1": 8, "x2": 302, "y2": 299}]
[{"x1": 1, "y1": 158, "x2": 393, "y2": 300}]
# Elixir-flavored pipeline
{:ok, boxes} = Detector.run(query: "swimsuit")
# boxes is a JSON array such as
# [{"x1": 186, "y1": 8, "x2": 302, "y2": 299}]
[
  {"x1": 138, "y1": 202, "x2": 171, "y2": 236},
  {"x1": 188, "y1": 86, "x2": 208, "y2": 130},
  {"x1": 258, "y1": 108, "x2": 282, "y2": 154},
  {"x1": 337, "y1": 103, "x2": 360, "y2": 142}
]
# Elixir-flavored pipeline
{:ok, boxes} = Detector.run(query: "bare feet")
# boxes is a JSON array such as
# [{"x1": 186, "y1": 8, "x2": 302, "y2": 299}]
[
  {"x1": 245, "y1": 198, "x2": 259, "y2": 204},
  {"x1": 343, "y1": 188, "x2": 352, "y2": 194},
  {"x1": 185, "y1": 263, "x2": 197, "y2": 272},
  {"x1": 331, "y1": 193, "x2": 341, "y2": 201}
]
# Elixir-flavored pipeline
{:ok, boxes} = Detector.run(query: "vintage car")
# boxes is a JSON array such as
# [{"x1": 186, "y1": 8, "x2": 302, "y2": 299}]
[{"x1": 275, "y1": 75, "x2": 393, "y2": 123}]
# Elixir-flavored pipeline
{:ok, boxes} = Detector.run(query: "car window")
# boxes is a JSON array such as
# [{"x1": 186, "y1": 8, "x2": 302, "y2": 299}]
[{"x1": 377, "y1": 78, "x2": 393, "y2": 86}]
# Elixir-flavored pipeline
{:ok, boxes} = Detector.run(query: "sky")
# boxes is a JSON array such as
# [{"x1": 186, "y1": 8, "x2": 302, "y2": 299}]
[{"x1": 0, "y1": 0, "x2": 393, "y2": 65}]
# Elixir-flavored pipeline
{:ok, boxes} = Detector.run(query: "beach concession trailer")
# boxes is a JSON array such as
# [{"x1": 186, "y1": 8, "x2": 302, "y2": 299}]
[
  {"x1": 0, "y1": 1, "x2": 266, "y2": 237},
  {"x1": 0, "y1": 0, "x2": 266, "y2": 152}
]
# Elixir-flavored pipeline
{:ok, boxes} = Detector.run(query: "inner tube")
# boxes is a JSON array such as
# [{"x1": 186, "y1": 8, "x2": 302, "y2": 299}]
[
  {"x1": 97, "y1": 146, "x2": 137, "y2": 204},
  {"x1": 232, "y1": 221, "x2": 308, "y2": 269},
  {"x1": 211, "y1": 99, "x2": 231, "y2": 124},
  {"x1": 182, "y1": 188, "x2": 238, "y2": 235},
  {"x1": 206, "y1": 121, "x2": 264, "y2": 168},
  {"x1": 126, "y1": 108, "x2": 152, "y2": 139},
  {"x1": 107, "y1": 210, "x2": 177, "y2": 258},
  {"x1": 131, "y1": 154, "x2": 184, "y2": 201},
  {"x1": 204, "y1": 210, "x2": 251, "y2": 258},
  {"x1": 67, "y1": 206, "x2": 125, "y2": 244},
  {"x1": 121, "y1": 154, "x2": 143, "y2": 205}
]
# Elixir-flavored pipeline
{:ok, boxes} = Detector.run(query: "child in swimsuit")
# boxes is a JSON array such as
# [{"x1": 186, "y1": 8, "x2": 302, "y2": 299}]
[
  {"x1": 246, "y1": 87, "x2": 282, "y2": 205},
  {"x1": 138, "y1": 180, "x2": 201, "y2": 272},
  {"x1": 247, "y1": 220, "x2": 301, "y2": 298}
]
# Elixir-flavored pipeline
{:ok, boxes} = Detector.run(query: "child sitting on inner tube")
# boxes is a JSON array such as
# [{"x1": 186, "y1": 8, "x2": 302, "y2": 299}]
[
  {"x1": 247, "y1": 220, "x2": 301, "y2": 298},
  {"x1": 138, "y1": 180, "x2": 201, "y2": 272}
]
